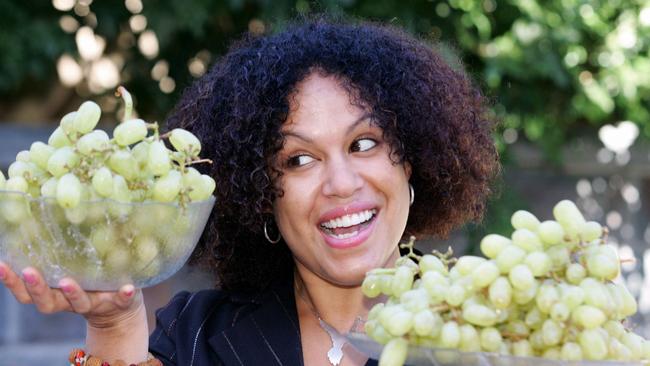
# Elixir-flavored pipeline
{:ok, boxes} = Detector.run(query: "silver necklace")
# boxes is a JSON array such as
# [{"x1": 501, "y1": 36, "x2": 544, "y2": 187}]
[{"x1": 295, "y1": 278, "x2": 363, "y2": 366}]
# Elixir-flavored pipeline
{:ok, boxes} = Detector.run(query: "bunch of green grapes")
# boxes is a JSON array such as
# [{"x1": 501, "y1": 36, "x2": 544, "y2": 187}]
[
  {"x1": 0, "y1": 87, "x2": 214, "y2": 209},
  {"x1": 0, "y1": 87, "x2": 216, "y2": 285},
  {"x1": 363, "y1": 200, "x2": 650, "y2": 366}
]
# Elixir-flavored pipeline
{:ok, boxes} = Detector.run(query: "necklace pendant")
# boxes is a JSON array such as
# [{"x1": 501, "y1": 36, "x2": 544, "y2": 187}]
[
  {"x1": 320, "y1": 319, "x2": 345, "y2": 366},
  {"x1": 327, "y1": 345, "x2": 344, "y2": 366}
]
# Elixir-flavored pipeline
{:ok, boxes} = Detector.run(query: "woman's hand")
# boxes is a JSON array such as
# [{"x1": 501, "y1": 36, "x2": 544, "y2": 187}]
[{"x1": 0, "y1": 261, "x2": 142, "y2": 328}]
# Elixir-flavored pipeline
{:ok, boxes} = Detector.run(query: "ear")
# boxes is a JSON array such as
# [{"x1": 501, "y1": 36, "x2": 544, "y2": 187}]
[{"x1": 403, "y1": 160, "x2": 412, "y2": 180}]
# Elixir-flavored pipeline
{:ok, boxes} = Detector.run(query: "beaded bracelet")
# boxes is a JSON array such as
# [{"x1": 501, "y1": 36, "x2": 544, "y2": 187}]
[{"x1": 69, "y1": 348, "x2": 163, "y2": 366}]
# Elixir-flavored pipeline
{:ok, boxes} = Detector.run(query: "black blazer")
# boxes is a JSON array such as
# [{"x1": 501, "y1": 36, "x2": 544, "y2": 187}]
[{"x1": 149, "y1": 272, "x2": 379, "y2": 366}]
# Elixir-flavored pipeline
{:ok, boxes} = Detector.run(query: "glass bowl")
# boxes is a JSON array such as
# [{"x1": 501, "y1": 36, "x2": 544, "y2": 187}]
[
  {"x1": 346, "y1": 332, "x2": 646, "y2": 366},
  {"x1": 0, "y1": 190, "x2": 215, "y2": 291}
]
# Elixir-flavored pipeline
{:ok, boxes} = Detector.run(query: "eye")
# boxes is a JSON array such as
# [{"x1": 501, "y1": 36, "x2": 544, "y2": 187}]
[
  {"x1": 287, "y1": 154, "x2": 315, "y2": 168},
  {"x1": 351, "y1": 138, "x2": 377, "y2": 153}
]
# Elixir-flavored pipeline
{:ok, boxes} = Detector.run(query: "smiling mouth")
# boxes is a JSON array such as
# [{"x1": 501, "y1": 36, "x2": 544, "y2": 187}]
[{"x1": 319, "y1": 209, "x2": 377, "y2": 239}]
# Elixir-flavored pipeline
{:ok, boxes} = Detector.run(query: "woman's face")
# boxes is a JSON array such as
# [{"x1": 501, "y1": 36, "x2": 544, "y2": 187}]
[{"x1": 273, "y1": 73, "x2": 411, "y2": 286}]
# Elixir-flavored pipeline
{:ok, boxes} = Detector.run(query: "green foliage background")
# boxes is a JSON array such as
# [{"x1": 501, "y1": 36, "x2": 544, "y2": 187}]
[{"x1": 1, "y1": 0, "x2": 649, "y2": 244}]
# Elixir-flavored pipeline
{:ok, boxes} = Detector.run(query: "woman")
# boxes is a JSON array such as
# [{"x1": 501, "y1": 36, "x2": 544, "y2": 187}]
[{"x1": 0, "y1": 17, "x2": 498, "y2": 365}]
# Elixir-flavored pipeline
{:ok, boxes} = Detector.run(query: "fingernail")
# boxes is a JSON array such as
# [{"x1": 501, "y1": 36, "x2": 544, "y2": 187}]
[
  {"x1": 22, "y1": 271, "x2": 36, "y2": 286},
  {"x1": 61, "y1": 284, "x2": 74, "y2": 294},
  {"x1": 124, "y1": 286, "x2": 134, "y2": 297}
]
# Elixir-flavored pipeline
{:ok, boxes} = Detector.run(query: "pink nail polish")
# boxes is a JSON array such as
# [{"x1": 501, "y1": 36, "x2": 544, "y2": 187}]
[
  {"x1": 61, "y1": 284, "x2": 74, "y2": 294},
  {"x1": 124, "y1": 287, "x2": 134, "y2": 297},
  {"x1": 22, "y1": 271, "x2": 37, "y2": 286}
]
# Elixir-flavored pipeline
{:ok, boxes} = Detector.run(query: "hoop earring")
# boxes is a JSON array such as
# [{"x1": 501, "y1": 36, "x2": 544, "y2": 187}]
[
  {"x1": 264, "y1": 221, "x2": 282, "y2": 244},
  {"x1": 409, "y1": 183, "x2": 414, "y2": 206}
]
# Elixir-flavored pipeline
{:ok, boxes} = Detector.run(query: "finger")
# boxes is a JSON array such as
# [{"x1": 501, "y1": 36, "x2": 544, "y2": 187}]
[
  {"x1": 113, "y1": 284, "x2": 138, "y2": 310},
  {"x1": 0, "y1": 262, "x2": 32, "y2": 305},
  {"x1": 22, "y1": 267, "x2": 71, "y2": 314},
  {"x1": 58, "y1": 277, "x2": 93, "y2": 314}
]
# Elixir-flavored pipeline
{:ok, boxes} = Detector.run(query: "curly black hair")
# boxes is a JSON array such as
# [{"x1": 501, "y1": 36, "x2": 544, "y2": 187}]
[{"x1": 165, "y1": 16, "x2": 500, "y2": 292}]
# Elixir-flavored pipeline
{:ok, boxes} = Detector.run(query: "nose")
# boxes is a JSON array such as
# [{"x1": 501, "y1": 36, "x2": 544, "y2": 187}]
[{"x1": 321, "y1": 155, "x2": 363, "y2": 198}]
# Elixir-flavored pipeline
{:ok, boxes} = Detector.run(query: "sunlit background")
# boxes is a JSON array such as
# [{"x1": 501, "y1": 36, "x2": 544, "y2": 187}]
[{"x1": 2, "y1": 0, "x2": 650, "y2": 363}]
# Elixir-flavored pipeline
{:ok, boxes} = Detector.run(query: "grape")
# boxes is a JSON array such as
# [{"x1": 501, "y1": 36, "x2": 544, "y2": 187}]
[
  {"x1": 523, "y1": 251, "x2": 551, "y2": 277},
  {"x1": 6, "y1": 176, "x2": 28, "y2": 193},
  {"x1": 553, "y1": 200, "x2": 586, "y2": 240},
  {"x1": 471, "y1": 260, "x2": 499, "y2": 288},
  {"x1": 89, "y1": 225, "x2": 116, "y2": 258},
  {"x1": 56, "y1": 173, "x2": 82, "y2": 208},
  {"x1": 15, "y1": 150, "x2": 30, "y2": 162},
  {"x1": 580, "y1": 221, "x2": 603, "y2": 242},
  {"x1": 536, "y1": 283, "x2": 559, "y2": 314},
  {"x1": 152, "y1": 170, "x2": 183, "y2": 203},
  {"x1": 188, "y1": 174, "x2": 216, "y2": 202},
  {"x1": 511, "y1": 210, "x2": 540, "y2": 231},
  {"x1": 512, "y1": 228, "x2": 543, "y2": 252},
  {"x1": 77, "y1": 130, "x2": 110, "y2": 156},
  {"x1": 560, "y1": 342, "x2": 582, "y2": 361},
  {"x1": 455, "y1": 256, "x2": 486, "y2": 276},
  {"x1": 108, "y1": 149, "x2": 139, "y2": 181},
  {"x1": 385, "y1": 309, "x2": 413, "y2": 336},
  {"x1": 541, "y1": 319, "x2": 563, "y2": 346},
  {"x1": 565, "y1": 263, "x2": 586, "y2": 285},
  {"x1": 60, "y1": 111, "x2": 78, "y2": 136},
  {"x1": 512, "y1": 279, "x2": 538, "y2": 305},
  {"x1": 549, "y1": 302, "x2": 570, "y2": 322},
  {"x1": 131, "y1": 140, "x2": 151, "y2": 171},
  {"x1": 609, "y1": 338, "x2": 633, "y2": 361},
  {"x1": 40, "y1": 177, "x2": 58, "y2": 197},
  {"x1": 379, "y1": 338, "x2": 407, "y2": 366},
  {"x1": 508, "y1": 264, "x2": 534, "y2": 290},
  {"x1": 134, "y1": 235, "x2": 159, "y2": 266},
  {"x1": 585, "y1": 244, "x2": 620, "y2": 281},
  {"x1": 459, "y1": 324, "x2": 481, "y2": 352},
  {"x1": 480, "y1": 234, "x2": 510, "y2": 259},
  {"x1": 8, "y1": 161, "x2": 29, "y2": 179},
  {"x1": 545, "y1": 245, "x2": 570, "y2": 270},
  {"x1": 512, "y1": 340, "x2": 533, "y2": 357},
  {"x1": 488, "y1": 276, "x2": 512, "y2": 309},
  {"x1": 47, "y1": 146, "x2": 80, "y2": 177},
  {"x1": 29, "y1": 142, "x2": 55, "y2": 170},
  {"x1": 462, "y1": 304, "x2": 497, "y2": 327},
  {"x1": 400, "y1": 289, "x2": 428, "y2": 312},
  {"x1": 445, "y1": 284, "x2": 467, "y2": 307},
  {"x1": 104, "y1": 246, "x2": 131, "y2": 272},
  {"x1": 495, "y1": 245, "x2": 526, "y2": 273},
  {"x1": 92, "y1": 167, "x2": 114, "y2": 197},
  {"x1": 479, "y1": 327, "x2": 502, "y2": 352},
  {"x1": 440, "y1": 321, "x2": 461, "y2": 348},
  {"x1": 73, "y1": 101, "x2": 101, "y2": 134},
  {"x1": 362, "y1": 275, "x2": 382, "y2": 298},
  {"x1": 418, "y1": 254, "x2": 447, "y2": 274},
  {"x1": 537, "y1": 220, "x2": 564, "y2": 246},
  {"x1": 621, "y1": 332, "x2": 644, "y2": 360},
  {"x1": 572, "y1": 305, "x2": 607, "y2": 329},
  {"x1": 48, "y1": 126, "x2": 73, "y2": 148},
  {"x1": 147, "y1": 140, "x2": 172, "y2": 176},
  {"x1": 559, "y1": 284, "x2": 584, "y2": 310},
  {"x1": 113, "y1": 119, "x2": 148, "y2": 146},
  {"x1": 169, "y1": 128, "x2": 201, "y2": 157},
  {"x1": 412, "y1": 309, "x2": 435, "y2": 336}
]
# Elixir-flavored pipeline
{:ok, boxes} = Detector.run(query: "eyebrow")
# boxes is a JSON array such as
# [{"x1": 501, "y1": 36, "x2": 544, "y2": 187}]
[{"x1": 282, "y1": 113, "x2": 372, "y2": 143}]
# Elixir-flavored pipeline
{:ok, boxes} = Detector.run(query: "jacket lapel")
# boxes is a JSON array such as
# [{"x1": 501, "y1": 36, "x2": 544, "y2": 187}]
[{"x1": 208, "y1": 274, "x2": 304, "y2": 366}]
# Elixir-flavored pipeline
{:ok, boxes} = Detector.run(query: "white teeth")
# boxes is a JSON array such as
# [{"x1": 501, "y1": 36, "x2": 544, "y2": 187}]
[
  {"x1": 332, "y1": 230, "x2": 359, "y2": 239},
  {"x1": 321, "y1": 209, "x2": 376, "y2": 229}
]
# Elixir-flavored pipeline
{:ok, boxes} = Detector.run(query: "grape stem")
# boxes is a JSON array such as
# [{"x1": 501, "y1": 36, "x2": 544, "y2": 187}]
[
  {"x1": 186, "y1": 158, "x2": 214, "y2": 166},
  {"x1": 115, "y1": 86, "x2": 133, "y2": 122},
  {"x1": 399, "y1": 236, "x2": 420, "y2": 260}
]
